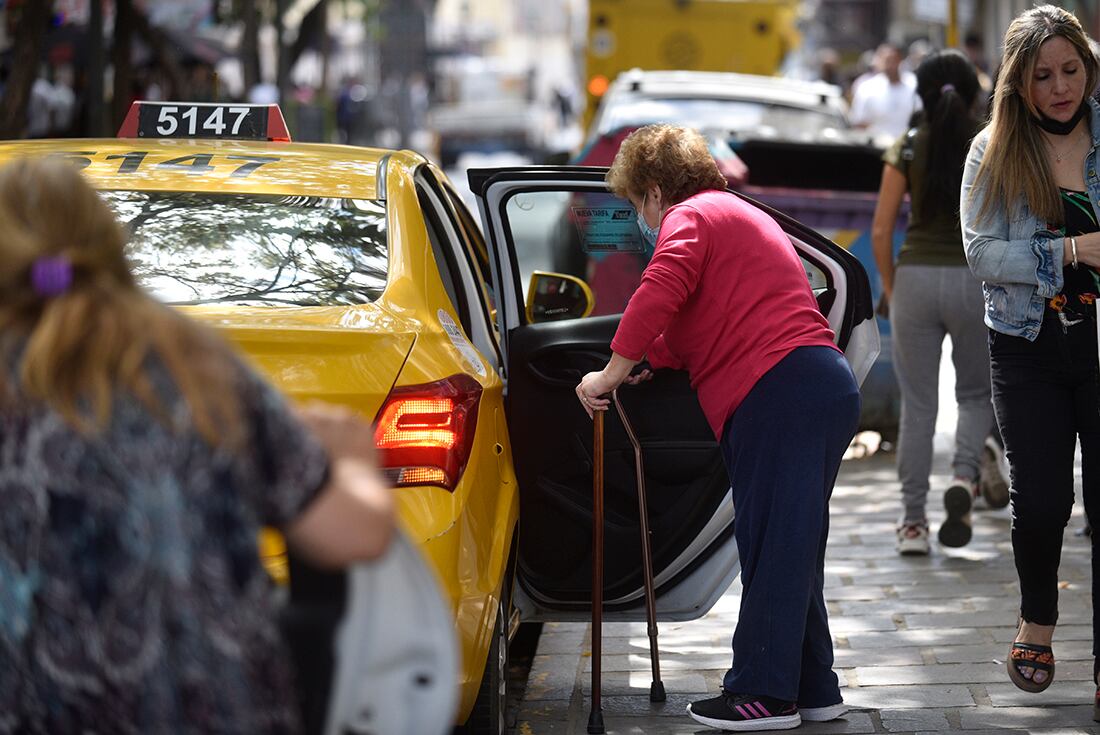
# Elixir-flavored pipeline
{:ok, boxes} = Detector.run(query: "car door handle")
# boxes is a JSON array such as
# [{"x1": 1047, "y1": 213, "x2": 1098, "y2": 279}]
[{"x1": 526, "y1": 348, "x2": 611, "y2": 386}]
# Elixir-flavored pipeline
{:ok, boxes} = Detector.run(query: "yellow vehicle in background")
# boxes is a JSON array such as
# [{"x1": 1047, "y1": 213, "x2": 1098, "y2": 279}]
[{"x1": 583, "y1": 0, "x2": 801, "y2": 129}]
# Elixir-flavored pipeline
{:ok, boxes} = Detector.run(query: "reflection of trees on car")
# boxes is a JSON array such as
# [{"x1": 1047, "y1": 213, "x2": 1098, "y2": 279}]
[{"x1": 104, "y1": 192, "x2": 388, "y2": 306}]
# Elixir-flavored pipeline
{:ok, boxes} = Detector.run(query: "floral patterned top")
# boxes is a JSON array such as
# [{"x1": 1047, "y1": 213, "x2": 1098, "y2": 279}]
[
  {"x1": 0, "y1": 355, "x2": 328, "y2": 734},
  {"x1": 1048, "y1": 188, "x2": 1100, "y2": 327}
]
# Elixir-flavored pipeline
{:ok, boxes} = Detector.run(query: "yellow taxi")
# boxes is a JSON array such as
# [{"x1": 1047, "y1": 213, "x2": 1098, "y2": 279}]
[{"x1": 0, "y1": 101, "x2": 878, "y2": 734}]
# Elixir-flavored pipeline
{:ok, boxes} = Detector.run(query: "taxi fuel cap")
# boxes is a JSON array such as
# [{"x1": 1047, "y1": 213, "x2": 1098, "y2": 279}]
[{"x1": 117, "y1": 101, "x2": 292, "y2": 142}]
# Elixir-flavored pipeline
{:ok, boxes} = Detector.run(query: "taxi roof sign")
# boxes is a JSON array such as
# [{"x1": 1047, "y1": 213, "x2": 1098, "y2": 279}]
[{"x1": 118, "y1": 101, "x2": 292, "y2": 142}]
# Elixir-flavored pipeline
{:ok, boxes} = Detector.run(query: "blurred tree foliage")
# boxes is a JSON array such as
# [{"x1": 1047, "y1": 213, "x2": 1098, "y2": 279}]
[{"x1": 0, "y1": 0, "x2": 54, "y2": 138}]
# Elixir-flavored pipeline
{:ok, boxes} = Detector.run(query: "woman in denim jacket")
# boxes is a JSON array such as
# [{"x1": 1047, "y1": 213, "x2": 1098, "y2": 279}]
[{"x1": 960, "y1": 5, "x2": 1100, "y2": 708}]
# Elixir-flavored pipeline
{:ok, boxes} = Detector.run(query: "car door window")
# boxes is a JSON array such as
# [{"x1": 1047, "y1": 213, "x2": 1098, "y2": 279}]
[
  {"x1": 416, "y1": 171, "x2": 501, "y2": 371},
  {"x1": 444, "y1": 184, "x2": 499, "y2": 325},
  {"x1": 503, "y1": 189, "x2": 652, "y2": 318},
  {"x1": 416, "y1": 185, "x2": 469, "y2": 329}
]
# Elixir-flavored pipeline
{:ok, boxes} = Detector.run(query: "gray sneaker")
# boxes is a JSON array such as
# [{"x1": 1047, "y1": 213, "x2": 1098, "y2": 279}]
[
  {"x1": 978, "y1": 437, "x2": 1010, "y2": 509},
  {"x1": 939, "y1": 478, "x2": 974, "y2": 548},
  {"x1": 897, "y1": 522, "x2": 930, "y2": 555}
]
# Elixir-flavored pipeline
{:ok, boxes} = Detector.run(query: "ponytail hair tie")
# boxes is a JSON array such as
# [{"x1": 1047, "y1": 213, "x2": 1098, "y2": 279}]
[
  {"x1": 31, "y1": 256, "x2": 73, "y2": 297},
  {"x1": 940, "y1": 83, "x2": 956, "y2": 94}
]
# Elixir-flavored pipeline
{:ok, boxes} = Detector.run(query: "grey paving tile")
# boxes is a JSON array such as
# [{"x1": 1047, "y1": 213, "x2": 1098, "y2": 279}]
[
  {"x1": 986, "y1": 679, "x2": 1098, "y2": 707},
  {"x1": 824, "y1": 586, "x2": 892, "y2": 601},
  {"x1": 535, "y1": 635, "x2": 588, "y2": 655},
  {"x1": 839, "y1": 684, "x2": 977, "y2": 709},
  {"x1": 598, "y1": 693, "x2": 699, "y2": 718},
  {"x1": 523, "y1": 655, "x2": 581, "y2": 700},
  {"x1": 904, "y1": 610, "x2": 1093, "y2": 630},
  {"x1": 890, "y1": 583, "x2": 1013, "y2": 599},
  {"x1": 989, "y1": 625, "x2": 1094, "y2": 643},
  {"x1": 577, "y1": 721, "x2": 710, "y2": 735},
  {"x1": 959, "y1": 704, "x2": 1098, "y2": 729},
  {"x1": 854, "y1": 569, "x2": 972, "y2": 585},
  {"x1": 901, "y1": 610, "x2": 1020, "y2": 629},
  {"x1": 833, "y1": 646, "x2": 926, "y2": 667},
  {"x1": 853, "y1": 662, "x2": 1012, "y2": 686},
  {"x1": 510, "y1": 718, "x2": 574, "y2": 734},
  {"x1": 514, "y1": 699, "x2": 573, "y2": 720},
  {"x1": 582, "y1": 653, "x2": 734, "y2": 674},
  {"x1": 798, "y1": 712, "x2": 878, "y2": 733},
  {"x1": 879, "y1": 707, "x2": 952, "y2": 732},
  {"x1": 829, "y1": 615, "x2": 900, "y2": 633},
  {"x1": 933, "y1": 644, "x2": 1095, "y2": 665},
  {"x1": 834, "y1": 599, "x2": 989, "y2": 616},
  {"x1": 590, "y1": 671, "x2": 709, "y2": 697},
  {"x1": 844, "y1": 628, "x2": 989, "y2": 649}
]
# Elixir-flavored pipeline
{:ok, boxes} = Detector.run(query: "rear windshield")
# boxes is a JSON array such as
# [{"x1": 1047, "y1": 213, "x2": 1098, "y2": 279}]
[
  {"x1": 598, "y1": 97, "x2": 847, "y2": 140},
  {"x1": 101, "y1": 190, "x2": 388, "y2": 306}
]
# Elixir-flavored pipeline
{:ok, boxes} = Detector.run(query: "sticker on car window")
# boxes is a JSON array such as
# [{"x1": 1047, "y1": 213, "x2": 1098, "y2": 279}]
[
  {"x1": 438, "y1": 309, "x2": 487, "y2": 377},
  {"x1": 571, "y1": 206, "x2": 644, "y2": 253}
]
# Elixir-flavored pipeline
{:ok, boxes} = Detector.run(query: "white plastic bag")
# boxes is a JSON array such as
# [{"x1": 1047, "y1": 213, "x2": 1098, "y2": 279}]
[{"x1": 324, "y1": 530, "x2": 460, "y2": 735}]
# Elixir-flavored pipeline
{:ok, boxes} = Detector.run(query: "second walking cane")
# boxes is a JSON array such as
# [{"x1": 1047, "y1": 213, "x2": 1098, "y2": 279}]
[{"x1": 587, "y1": 388, "x2": 665, "y2": 735}]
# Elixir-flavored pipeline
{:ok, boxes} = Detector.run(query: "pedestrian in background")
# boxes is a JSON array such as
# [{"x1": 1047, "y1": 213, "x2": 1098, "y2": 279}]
[
  {"x1": 871, "y1": 49, "x2": 1004, "y2": 557},
  {"x1": 575, "y1": 124, "x2": 860, "y2": 732},
  {"x1": 850, "y1": 43, "x2": 921, "y2": 140},
  {"x1": 960, "y1": 5, "x2": 1100, "y2": 702},
  {"x1": 0, "y1": 157, "x2": 395, "y2": 732}
]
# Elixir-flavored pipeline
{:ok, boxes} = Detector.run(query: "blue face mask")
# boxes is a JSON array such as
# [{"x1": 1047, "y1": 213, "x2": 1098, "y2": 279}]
[{"x1": 637, "y1": 192, "x2": 660, "y2": 250}]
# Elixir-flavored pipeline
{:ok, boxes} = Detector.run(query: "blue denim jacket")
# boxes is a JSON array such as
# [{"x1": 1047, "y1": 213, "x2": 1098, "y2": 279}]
[{"x1": 959, "y1": 97, "x2": 1100, "y2": 340}]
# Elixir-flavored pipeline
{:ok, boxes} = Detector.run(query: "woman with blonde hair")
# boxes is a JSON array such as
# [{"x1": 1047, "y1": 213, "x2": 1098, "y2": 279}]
[
  {"x1": 0, "y1": 157, "x2": 394, "y2": 732},
  {"x1": 576, "y1": 124, "x2": 861, "y2": 731},
  {"x1": 960, "y1": 5, "x2": 1100, "y2": 705}
]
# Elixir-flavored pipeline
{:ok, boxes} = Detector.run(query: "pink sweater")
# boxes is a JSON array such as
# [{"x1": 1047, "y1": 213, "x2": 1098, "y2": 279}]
[{"x1": 610, "y1": 189, "x2": 839, "y2": 438}]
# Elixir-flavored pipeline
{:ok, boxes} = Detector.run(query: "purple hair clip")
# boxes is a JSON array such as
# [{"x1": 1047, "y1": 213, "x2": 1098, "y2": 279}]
[
  {"x1": 941, "y1": 83, "x2": 956, "y2": 94},
  {"x1": 31, "y1": 256, "x2": 73, "y2": 297}
]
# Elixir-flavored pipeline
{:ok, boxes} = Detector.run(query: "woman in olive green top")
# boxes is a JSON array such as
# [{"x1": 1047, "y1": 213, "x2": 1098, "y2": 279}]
[{"x1": 871, "y1": 49, "x2": 1001, "y2": 556}]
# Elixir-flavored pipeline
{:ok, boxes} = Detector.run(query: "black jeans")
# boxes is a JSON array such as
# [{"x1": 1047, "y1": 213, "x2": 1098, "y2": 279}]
[{"x1": 989, "y1": 313, "x2": 1100, "y2": 642}]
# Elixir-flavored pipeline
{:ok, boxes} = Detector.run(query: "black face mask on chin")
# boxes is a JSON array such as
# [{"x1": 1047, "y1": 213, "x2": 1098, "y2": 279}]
[{"x1": 1035, "y1": 102, "x2": 1089, "y2": 135}]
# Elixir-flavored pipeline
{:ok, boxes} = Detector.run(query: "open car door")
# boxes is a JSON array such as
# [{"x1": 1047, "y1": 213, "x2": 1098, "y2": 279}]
[{"x1": 468, "y1": 166, "x2": 877, "y2": 622}]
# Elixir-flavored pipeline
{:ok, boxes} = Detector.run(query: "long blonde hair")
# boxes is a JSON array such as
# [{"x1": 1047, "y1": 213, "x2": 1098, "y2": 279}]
[
  {"x1": 0, "y1": 157, "x2": 243, "y2": 445},
  {"x1": 972, "y1": 5, "x2": 1099, "y2": 226}
]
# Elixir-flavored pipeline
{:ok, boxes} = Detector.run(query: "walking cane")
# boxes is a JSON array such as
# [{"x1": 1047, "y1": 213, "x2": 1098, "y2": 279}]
[
  {"x1": 612, "y1": 388, "x2": 665, "y2": 704},
  {"x1": 588, "y1": 409, "x2": 605, "y2": 735},
  {"x1": 587, "y1": 389, "x2": 666, "y2": 735}
]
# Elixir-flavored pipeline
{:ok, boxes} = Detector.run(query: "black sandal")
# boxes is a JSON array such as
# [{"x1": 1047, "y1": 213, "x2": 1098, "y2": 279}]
[{"x1": 1008, "y1": 641, "x2": 1055, "y2": 693}]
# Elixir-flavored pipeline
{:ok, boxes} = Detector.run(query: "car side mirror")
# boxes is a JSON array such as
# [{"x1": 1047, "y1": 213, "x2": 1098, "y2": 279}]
[{"x1": 526, "y1": 271, "x2": 594, "y2": 323}]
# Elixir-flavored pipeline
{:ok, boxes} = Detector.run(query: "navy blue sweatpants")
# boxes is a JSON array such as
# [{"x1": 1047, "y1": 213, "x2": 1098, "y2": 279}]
[{"x1": 719, "y1": 346, "x2": 861, "y2": 706}]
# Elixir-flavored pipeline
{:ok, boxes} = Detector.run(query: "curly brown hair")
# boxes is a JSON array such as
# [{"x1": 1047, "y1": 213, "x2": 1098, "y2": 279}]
[{"x1": 606, "y1": 124, "x2": 727, "y2": 204}]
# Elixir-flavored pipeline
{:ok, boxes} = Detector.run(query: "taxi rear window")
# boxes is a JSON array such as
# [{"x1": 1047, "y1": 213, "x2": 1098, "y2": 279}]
[{"x1": 101, "y1": 190, "x2": 387, "y2": 306}]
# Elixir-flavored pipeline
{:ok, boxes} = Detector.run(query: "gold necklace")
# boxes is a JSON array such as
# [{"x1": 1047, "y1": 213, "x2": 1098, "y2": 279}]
[{"x1": 1047, "y1": 130, "x2": 1087, "y2": 164}]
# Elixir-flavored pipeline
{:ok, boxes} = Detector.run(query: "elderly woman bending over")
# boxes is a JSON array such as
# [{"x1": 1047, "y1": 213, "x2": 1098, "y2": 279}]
[{"x1": 575, "y1": 124, "x2": 860, "y2": 732}]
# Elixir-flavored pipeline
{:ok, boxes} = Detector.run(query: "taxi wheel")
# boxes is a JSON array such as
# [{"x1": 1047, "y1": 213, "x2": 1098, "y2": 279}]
[{"x1": 464, "y1": 599, "x2": 508, "y2": 734}]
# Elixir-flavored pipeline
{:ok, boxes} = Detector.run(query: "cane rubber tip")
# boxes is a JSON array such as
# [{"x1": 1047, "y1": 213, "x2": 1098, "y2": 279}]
[
  {"x1": 650, "y1": 681, "x2": 666, "y2": 702},
  {"x1": 587, "y1": 710, "x2": 605, "y2": 733}
]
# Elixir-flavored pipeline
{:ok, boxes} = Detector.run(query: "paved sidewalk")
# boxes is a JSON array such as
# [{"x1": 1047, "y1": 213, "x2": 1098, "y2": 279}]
[{"x1": 510, "y1": 447, "x2": 1095, "y2": 734}]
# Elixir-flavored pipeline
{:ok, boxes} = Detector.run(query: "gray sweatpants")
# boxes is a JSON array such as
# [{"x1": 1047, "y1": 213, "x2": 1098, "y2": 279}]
[{"x1": 891, "y1": 264, "x2": 994, "y2": 524}]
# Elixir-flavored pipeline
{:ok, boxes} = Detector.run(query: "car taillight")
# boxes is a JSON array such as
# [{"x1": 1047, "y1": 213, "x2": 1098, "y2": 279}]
[{"x1": 374, "y1": 374, "x2": 483, "y2": 491}]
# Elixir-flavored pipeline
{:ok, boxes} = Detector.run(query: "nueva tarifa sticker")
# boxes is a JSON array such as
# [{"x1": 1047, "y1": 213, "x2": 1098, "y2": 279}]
[{"x1": 438, "y1": 309, "x2": 487, "y2": 377}]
